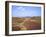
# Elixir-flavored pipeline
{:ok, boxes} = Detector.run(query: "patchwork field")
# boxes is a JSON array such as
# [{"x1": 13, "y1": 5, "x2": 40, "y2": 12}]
[{"x1": 12, "y1": 16, "x2": 41, "y2": 31}]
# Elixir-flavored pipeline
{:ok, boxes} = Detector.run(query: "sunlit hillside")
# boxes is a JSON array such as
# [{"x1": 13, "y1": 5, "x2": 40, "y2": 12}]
[{"x1": 12, "y1": 16, "x2": 41, "y2": 31}]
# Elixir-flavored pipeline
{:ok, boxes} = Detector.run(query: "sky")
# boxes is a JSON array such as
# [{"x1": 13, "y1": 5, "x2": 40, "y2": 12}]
[{"x1": 12, "y1": 5, "x2": 41, "y2": 17}]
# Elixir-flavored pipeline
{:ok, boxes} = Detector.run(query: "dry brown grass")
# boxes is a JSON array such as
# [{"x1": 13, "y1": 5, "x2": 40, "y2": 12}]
[{"x1": 12, "y1": 16, "x2": 41, "y2": 31}]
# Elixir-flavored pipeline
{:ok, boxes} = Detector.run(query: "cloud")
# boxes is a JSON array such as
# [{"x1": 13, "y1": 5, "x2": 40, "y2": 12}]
[{"x1": 17, "y1": 7, "x2": 25, "y2": 11}]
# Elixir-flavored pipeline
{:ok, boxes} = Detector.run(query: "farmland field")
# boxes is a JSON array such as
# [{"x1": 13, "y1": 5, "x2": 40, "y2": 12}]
[{"x1": 12, "y1": 16, "x2": 41, "y2": 31}]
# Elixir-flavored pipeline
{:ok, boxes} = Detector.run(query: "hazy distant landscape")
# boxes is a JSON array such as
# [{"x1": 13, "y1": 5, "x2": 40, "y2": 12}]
[
  {"x1": 12, "y1": 16, "x2": 41, "y2": 31},
  {"x1": 12, "y1": 6, "x2": 41, "y2": 31}
]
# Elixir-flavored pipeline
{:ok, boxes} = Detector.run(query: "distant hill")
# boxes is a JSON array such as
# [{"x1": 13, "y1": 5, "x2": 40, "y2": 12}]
[{"x1": 12, "y1": 16, "x2": 41, "y2": 18}]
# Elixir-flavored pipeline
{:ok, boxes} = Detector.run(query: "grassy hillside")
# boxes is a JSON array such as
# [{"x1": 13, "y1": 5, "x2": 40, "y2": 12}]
[{"x1": 12, "y1": 16, "x2": 41, "y2": 31}]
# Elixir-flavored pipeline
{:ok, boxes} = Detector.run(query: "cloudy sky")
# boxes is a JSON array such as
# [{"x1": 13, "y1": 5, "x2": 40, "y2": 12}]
[{"x1": 12, "y1": 5, "x2": 41, "y2": 17}]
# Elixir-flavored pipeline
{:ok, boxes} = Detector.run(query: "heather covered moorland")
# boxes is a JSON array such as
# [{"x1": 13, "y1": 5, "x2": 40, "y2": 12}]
[{"x1": 12, "y1": 16, "x2": 41, "y2": 31}]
